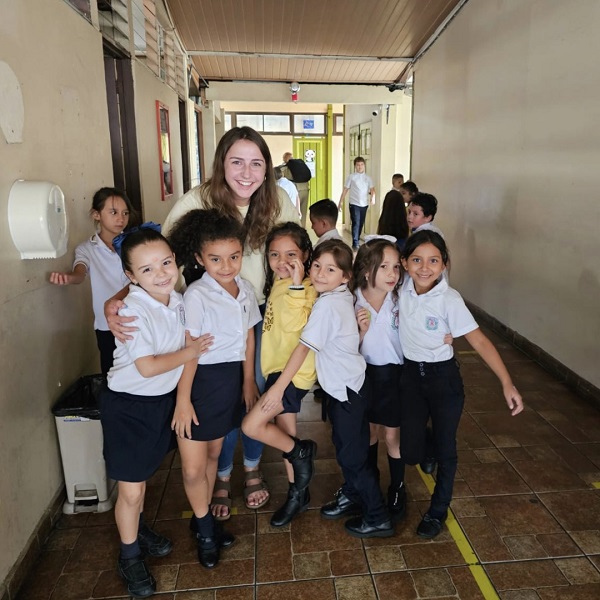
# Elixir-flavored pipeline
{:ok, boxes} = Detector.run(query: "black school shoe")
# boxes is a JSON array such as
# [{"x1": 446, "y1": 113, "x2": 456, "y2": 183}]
[
  {"x1": 271, "y1": 484, "x2": 310, "y2": 527},
  {"x1": 419, "y1": 458, "x2": 437, "y2": 475},
  {"x1": 189, "y1": 517, "x2": 235, "y2": 548},
  {"x1": 138, "y1": 523, "x2": 173, "y2": 557},
  {"x1": 387, "y1": 483, "x2": 407, "y2": 523},
  {"x1": 320, "y1": 488, "x2": 362, "y2": 520},
  {"x1": 196, "y1": 534, "x2": 220, "y2": 569},
  {"x1": 416, "y1": 512, "x2": 447, "y2": 539},
  {"x1": 117, "y1": 554, "x2": 156, "y2": 598},
  {"x1": 344, "y1": 516, "x2": 394, "y2": 539}
]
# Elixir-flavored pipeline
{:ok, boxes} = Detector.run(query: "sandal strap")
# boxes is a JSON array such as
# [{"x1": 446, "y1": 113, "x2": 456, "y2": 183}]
[
  {"x1": 244, "y1": 469, "x2": 265, "y2": 483},
  {"x1": 213, "y1": 479, "x2": 232, "y2": 494},
  {"x1": 210, "y1": 494, "x2": 232, "y2": 508}
]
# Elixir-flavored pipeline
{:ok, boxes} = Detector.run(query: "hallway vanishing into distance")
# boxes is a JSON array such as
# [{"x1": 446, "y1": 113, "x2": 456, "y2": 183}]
[{"x1": 15, "y1": 327, "x2": 600, "y2": 599}]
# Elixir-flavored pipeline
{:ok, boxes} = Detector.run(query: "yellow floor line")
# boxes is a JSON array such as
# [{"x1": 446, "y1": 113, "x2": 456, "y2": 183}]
[
  {"x1": 592, "y1": 482, "x2": 600, "y2": 489},
  {"x1": 417, "y1": 467, "x2": 500, "y2": 600}
]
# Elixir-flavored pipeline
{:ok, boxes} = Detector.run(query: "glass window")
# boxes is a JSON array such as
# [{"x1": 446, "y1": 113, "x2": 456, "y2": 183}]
[
  {"x1": 64, "y1": 0, "x2": 91, "y2": 20},
  {"x1": 334, "y1": 114, "x2": 344, "y2": 135},
  {"x1": 236, "y1": 114, "x2": 263, "y2": 130},
  {"x1": 263, "y1": 114, "x2": 290, "y2": 133},
  {"x1": 224, "y1": 113, "x2": 232, "y2": 131}
]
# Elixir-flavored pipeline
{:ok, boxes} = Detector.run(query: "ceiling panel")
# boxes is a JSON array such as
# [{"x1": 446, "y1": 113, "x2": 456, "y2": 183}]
[{"x1": 167, "y1": 0, "x2": 464, "y2": 84}]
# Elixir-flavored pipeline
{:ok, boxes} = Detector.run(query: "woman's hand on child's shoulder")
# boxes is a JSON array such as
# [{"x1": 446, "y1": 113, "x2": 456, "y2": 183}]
[
  {"x1": 185, "y1": 331, "x2": 214, "y2": 358},
  {"x1": 106, "y1": 298, "x2": 137, "y2": 342},
  {"x1": 503, "y1": 383, "x2": 524, "y2": 416},
  {"x1": 356, "y1": 307, "x2": 371, "y2": 334}
]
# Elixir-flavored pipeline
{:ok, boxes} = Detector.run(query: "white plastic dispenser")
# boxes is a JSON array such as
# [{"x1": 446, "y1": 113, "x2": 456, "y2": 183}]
[{"x1": 8, "y1": 180, "x2": 68, "y2": 259}]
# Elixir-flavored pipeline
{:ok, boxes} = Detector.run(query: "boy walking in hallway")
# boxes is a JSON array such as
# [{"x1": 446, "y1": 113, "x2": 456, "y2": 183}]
[{"x1": 338, "y1": 157, "x2": 375, "y2": 251}]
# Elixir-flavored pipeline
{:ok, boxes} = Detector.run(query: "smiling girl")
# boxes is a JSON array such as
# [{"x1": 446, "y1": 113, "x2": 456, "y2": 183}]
[{"x1": 100, "y1": 225, "x2": 212, "y2": 598}]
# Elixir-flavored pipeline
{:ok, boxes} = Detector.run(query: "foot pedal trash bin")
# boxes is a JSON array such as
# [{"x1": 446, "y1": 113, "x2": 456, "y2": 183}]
[{"x1": 52, "y1": 374, "x2": 116, "y2": 514}]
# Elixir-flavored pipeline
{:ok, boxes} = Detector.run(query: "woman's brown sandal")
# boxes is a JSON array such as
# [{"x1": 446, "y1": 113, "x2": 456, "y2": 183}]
[
  {"x1": 210, "y1": 478, "x2": 232, "y2": 521},
  {"x1": 244, "y1": 469, "x2": 270, "y2": 510}
]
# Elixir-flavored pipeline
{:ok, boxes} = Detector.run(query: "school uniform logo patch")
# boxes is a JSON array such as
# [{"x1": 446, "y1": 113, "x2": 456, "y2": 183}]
[
  {"x1": 178, "y1": 305, "x2": 186, "y2": 326},
  {"x1": 391, "y1": 308, "x2": 399, "y2": 331},
  {"x1": 263, "y1": 301, "x2": 273, "y2": 332},
  {"x1": 425, "y1": 316, "x2": 439, "y2": 331}
]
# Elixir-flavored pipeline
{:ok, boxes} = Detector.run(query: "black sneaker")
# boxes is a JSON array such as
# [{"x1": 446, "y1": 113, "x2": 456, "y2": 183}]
[
  {"x1": 387, "y1": 483, "x2": 406, "y2": 522},
  {"x1": 416, "y1": 512, "x2": 447, "y2": 539},
  {"x1": 138, "y1": 523, "x2": 173, "y2": 557},
  {"x1": 117, "y1": 554, "x2": 156, "y2": 598}
]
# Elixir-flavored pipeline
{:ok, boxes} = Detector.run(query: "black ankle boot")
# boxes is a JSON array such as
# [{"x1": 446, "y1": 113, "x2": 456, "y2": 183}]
[
  {"x1": 387, "y1": 482, "x2": 406, "y2": 522},
  {"x1": 283, "y1": 438, "x2": 317, "y2": 491},
  {"x1": 270, "y1": 484, "x2": 310, "y2": 527}
]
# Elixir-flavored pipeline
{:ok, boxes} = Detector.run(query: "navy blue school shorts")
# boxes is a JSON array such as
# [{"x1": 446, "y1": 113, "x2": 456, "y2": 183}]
[{"x1": 264, "y1": 372, "x2": 309, "y2": 414}]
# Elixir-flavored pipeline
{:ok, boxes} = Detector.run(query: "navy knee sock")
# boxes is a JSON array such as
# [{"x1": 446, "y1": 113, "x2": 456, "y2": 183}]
[
  {"x1": 194, "y1": 512, "x2": 215, "y2": 538},
  {"x1": 120, "y1": 539, "x2": 141, "y2": 560},
  {"x1": 387, "y1": 455, "x2": 405, "y2": 489}
]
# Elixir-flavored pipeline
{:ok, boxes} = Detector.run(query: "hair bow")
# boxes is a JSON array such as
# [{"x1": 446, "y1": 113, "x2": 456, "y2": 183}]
[
  {"x1": 364, "y1": 234, "x2": 397, "y2": 244},
  {"x1": 112, "y1": 221, "x2": 162, "y2": 256}
]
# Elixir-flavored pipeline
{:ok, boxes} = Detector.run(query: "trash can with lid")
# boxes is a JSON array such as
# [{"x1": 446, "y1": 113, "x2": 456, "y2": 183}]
[{"x1": 52, "y1": 374, "x2": 116, "y2": 514}]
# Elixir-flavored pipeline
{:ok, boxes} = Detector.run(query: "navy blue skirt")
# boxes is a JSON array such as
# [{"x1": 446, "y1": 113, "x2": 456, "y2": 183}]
[
  {"x1": 189, "y1": 361, "x2": 243, "y2": 441},
  {"x1": 99, "y1": 386, "x2": 176, "y2": 482},
  {"x1": 366, "y1": 363, "x2": 402, "y2": 427}
]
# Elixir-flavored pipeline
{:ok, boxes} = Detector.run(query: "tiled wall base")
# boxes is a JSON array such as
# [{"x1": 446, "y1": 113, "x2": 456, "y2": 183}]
[
  {"x1": 467, "y1": 300, "x2": 600, "y2": 407},
  {"x1": 2, "y1": 486, "x2": 65, "y2": 599}
]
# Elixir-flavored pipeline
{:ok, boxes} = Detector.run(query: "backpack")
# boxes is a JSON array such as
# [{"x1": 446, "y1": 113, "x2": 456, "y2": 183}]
[{"x1": 286, "y1": 158, "x2": 312, "y2": 183}]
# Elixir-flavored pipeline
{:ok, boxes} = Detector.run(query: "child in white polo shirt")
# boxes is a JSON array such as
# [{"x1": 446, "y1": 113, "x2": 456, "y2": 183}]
[
  {"x1": 398, "y1": 230, "x2": 524, "y2": 540},
  {"x1": 258, "y1": 239, "x2": 393, "y2": 539},
  {"x1": 101, "y1": 225, "x2": 213, "y2": 598},
  {"x1": 50, "y1": 187, "x2": 135, "y2": 377},
  {"x1": 168, "y1": 209, "x2": 261, "y2": 570}
]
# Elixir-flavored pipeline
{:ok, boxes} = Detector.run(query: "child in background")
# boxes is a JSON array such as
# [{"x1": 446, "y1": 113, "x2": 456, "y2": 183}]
[
  {"x1": 351, "y1": 238, "x2": 407, "y2": 522},
  {"x1": 338, "y1": 157, "x2": 375, "y2": 251},
  {"x1": 100, "y1": 225, "x2": 212, "y2": 598},
  {"x1": 378, "y1": 175, "x2": 410, "y2": 252},
  {"x1": 275, "y1": 166, "x2": 301, "y2": 217},
  {"x1": 309, "y1": 199, "x2": 343, "y2": 246},
  {"x1": 399, "y1": 230, "x2": 523, "y2": 539},
  {"x1": 168, "y1": 209, "x2": 259, "y2": 569},
  {"x1": 407, "y1": 192, "x2": 444, "y2": 237},
  {"x1": 50, "y1": 187, "x2": 134, "y2": 377},
  {"x1": 242, "y1": 223, "x2": 318, "y2": 527},
  {"x1": 399, "y1": 181, "x2": 419, "y2": 206},
  {"x1": 257, "y1": 239, "x2": 393, "y2": 539}
]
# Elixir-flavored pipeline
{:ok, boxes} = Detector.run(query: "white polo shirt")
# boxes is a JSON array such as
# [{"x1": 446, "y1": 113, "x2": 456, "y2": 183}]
[
  {"x1": 276, "y1": 177, "x2": 299, "y2": 211},
  {"x1": 398, "y1": 277, "x2": 478, "y2": 363},
  {"x1": 184, "y1": 273, "x2": 261, "y2": 365},
  {"x1": 315, "y1": 229, "x2": 344, "y2": 247},
  {"x1": 355, "y1": 289, "x2": 403, "y2": 366},
  {"x1": 413, "y1": 223, "x2": 445, "y2": 238},
  {"x1": 108, "y1": 285, "x2": 187, "y2": 395},
  {"x1": 344, "y1": 173, "x2": 374, "y2": 207},
  {"x1": 300, "y1": 284, "x2": 366, "y2": 401},
  {"x1": 74, "y1": 234, "x2": 130, "y2": 330}
]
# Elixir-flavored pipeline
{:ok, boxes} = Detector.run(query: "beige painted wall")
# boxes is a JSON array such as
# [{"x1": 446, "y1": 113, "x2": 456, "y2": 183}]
[
  {"x1": 411, "y1": 0, "x2": 600, "y2": 387},
  {"x1": 0, "y1": 0, "x2": 114, "y2": 584}
]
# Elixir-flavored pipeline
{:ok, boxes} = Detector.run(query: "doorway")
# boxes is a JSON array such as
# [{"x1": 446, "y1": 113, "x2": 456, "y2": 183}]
[
  {"x1": 103, "y1": 49, "x2": 142, "y2": 220},
  {"x1": 293, "y1": 137, "x2": 327, "y2": 206}
]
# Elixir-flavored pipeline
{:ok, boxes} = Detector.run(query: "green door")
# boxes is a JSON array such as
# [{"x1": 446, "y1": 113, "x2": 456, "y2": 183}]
[{"x1": 293, "y1": 137, "x2": 327, "y2": 207}]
